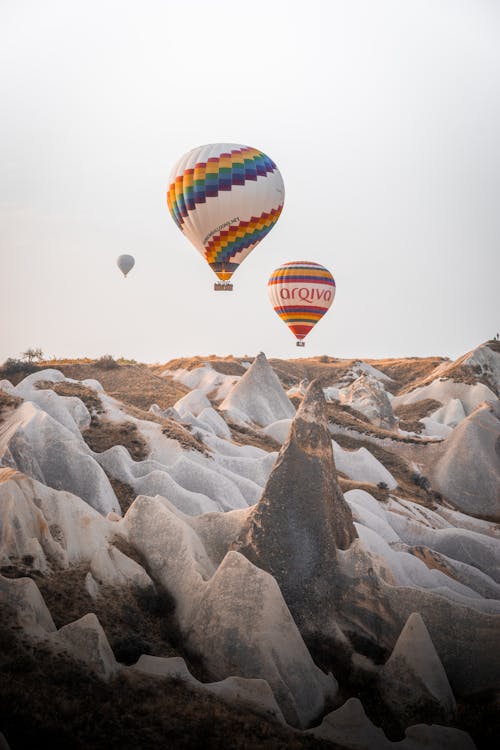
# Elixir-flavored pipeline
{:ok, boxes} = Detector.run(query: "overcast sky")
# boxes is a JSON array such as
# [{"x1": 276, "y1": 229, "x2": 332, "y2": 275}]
[{"x1": 1, "y1": 0, "x2": 499, "y2": 364}]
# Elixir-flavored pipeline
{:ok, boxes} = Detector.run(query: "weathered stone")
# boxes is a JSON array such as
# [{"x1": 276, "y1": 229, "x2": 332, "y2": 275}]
[
  {"x1": 54, "y1": 612, "x2": 119, "y2": 680},
  {"x1": 433, "y1": 400, "x2": 500, "y2": 521},
  {"x1": 0, "y1": 574, "x2": 55, "y2": 637},
  {"x1": 132, "y1": 655, "x2": 285, "y2": 723},
  {"x1": 220, "y1": 352, "x2": 295, "y2": 427},
  {"x1": 185, "y1": 550, "x2": 337, "y2": 728},
  {"x1": 378, "y1": 612, "x2": 456, "y2": 726},
  {"x1": 234, "y1": 380, "x2": 357, "y2": 635},
  {"x1": 340, "y1": 374, "x2": 396, "y2": 429}
]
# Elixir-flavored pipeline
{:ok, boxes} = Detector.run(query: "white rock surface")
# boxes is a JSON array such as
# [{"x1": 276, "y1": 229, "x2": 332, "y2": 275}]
[
  {"x1": 88, "y1": 545, "x2": 154, "y2": 591},
  {"x1": 220, "y1": 353, "x2": 295, "y2": 427},
  {"x1": 392, "y1": 379, "x2": 496, "y2": 420},
  {"x1": 185, "y1": 550, "x2": 337, "y2": 728},
  {"x1": 0, "y1": 401, "x2": 119, "y2": 515},
  {"x1": 462, "y1": 342, "x2": 500, "y2": 396},
  {"x1": 332, "y1": 440, "x2": 398, "y2": 489},
  {"x1": 339, "y1": 374, "x2": 395, "y2": 429},
  {"x1": 163, "y1": 364, "x2": 240, "y2": 400},
  {"x1": 132, "y1": 655, "x2": 285, "y2": 723},
  {"x1": 0, "y1": 469, "x2": 112, "y2": 569},
  {"x1": 0, "y1": 574, "x2": 56, "y2": 637},
  {"x1": 263, "y1": 418, "x2": 293, "y2": 444},
  {"x1": 378, "y1": 612, "x2": 456, "y2": 722},
  {"x1": 54, "y1": 612, "x2": 119, "y2": 680},
  {"x1": 308, "y1": 697, "x2": 475, "y2": 750},
  {"x1": 432, "y1": 401, "x2": 500, "y2": 521}
]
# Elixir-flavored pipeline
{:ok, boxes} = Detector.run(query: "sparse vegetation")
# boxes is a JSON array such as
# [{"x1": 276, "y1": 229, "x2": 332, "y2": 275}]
[
  {"x1": 83, "y1": 416, "x2": 149, "y2": 461},
  {"x1": 226, "y1": 419, "x2": 282, "y2": 453},
  {"x1": 0, "y1": 389, "x2": 22, "y2": 421},
  {"x1": 410, "y1": 472, "x2": 431, "y2": 490},
  {"x1": 333, "y1": 433, "x2": 437, "y2": 507},
  {"x1": 393, "y1": 398, "x2": 442, "y2": 433},
  {"x1": 106, "y1": 475, "x2": 136, "y2": 514},
  {"x1": 327, "y1": 402, "x2": 428, "y2": 444},
  {"x1": 0, "y1": 614, "x2": 334, "y2": 750},
  {"x1": 21, "y1": 347, "x2": 44, "y2": 364},
  {"x1": 95, "y1": 354, "x2": 120, "y2": 370},
  {"x1": 0, "y1": 358, "x2": 38, "y2": 382}
]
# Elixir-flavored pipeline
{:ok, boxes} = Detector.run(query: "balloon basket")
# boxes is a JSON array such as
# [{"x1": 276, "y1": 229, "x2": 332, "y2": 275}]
[
  {"x1": 214, "y1": 282, "x2": 233, "y2": 291},
  {"x1": 296, "y1": 341, "x2": 305, "y2": 347}
]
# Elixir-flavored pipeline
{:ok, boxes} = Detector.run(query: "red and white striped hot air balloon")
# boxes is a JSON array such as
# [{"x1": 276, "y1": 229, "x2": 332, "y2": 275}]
[{"x1": 268, "y1": 261, "x2": 336, "y2": 346}]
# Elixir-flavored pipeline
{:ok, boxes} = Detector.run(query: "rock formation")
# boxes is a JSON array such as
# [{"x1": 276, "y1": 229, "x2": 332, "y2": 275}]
[
  {"x1": 234, "y1": 379, "x2": 357, "y2": 637},
  {"x1": 220, "y1": 352, "x2": 295, "y2": 427},
  {"x1": 432, "y1": 400, "x2": 500, "y2": 521},
  {"x1": 339, "y1": 373, "x2": 396, "y2": 429},
  {"x1": 378, "y1": 612, "x2": 456, "y2": 727}
]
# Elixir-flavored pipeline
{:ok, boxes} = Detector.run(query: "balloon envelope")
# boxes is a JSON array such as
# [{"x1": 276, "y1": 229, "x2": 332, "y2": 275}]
[
  {"x1": 167, "y1": 143, "x2": 284, "y2": 283},
  {"x1": 268, "y1": 261, "x2": 336, "y2": 344},
  {"x1": 117, "y1": 254, "x2": 135, "y2": 277}
]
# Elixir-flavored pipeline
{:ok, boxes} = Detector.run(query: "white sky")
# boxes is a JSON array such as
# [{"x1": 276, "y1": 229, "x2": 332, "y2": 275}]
[{"x1": 1, "y1": 0, "x2": 499, "y2": 363}]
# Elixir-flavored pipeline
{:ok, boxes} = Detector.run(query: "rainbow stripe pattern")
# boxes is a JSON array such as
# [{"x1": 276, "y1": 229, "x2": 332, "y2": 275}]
[
  {"x1": 167, "y1": 146, "x2": 278, "y2": 230},
  {"x1": 268, "y1": 261, "x2": 336, "y2": 342},
  {"x1": 167, "y1": 143, "x2": 284, "y2": 282},
  {"x1": 205, "y1": 207, "x2": 282, "y2": 279}
]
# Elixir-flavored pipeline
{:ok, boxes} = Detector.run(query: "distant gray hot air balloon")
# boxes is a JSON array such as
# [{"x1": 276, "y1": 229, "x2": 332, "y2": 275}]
[{"x1": 117, "y1": 254, "x2": 135, "y2": 278}]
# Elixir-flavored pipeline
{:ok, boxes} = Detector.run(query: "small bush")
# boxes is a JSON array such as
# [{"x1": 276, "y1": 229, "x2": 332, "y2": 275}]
[
  {"x1": 134, "y1": 586, "x2": 176, "y2": 618},
  {"x1": 112, "y1": 634, "x2": 153, "y2": 665},
  {"x1": 410, "y1": 472, "x2": 430, "y2": 490},
  {"x1": 0, "y1": 358, "x2": 37, "y2": 377},
  {"x1": 95, "y1": 355, "x2": 119, "y2": 370}
]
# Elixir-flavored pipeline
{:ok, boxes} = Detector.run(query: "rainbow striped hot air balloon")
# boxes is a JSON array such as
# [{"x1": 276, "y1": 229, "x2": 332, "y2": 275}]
[
  {"x1": 268, "y1": 261, "x2": 336, "y2": 346},
  {"x1": 167, "y1": 143, "x2": 284, "y2": 290}
]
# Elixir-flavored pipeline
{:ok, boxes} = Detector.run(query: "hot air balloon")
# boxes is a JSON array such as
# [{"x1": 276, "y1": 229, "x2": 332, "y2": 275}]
[
  {"x1": 268, "y1": 261, "x2": 336, "y2": 346},
  {"x1": 117, "y1": 254, "x2": 135, "y2": 278},
  {"x1": 167, "y1": 143, "x2": 284, "y2": 291}
]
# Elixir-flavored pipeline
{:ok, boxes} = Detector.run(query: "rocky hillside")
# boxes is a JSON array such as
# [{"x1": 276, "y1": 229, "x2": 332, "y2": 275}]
[{"x1": 0, "y1": 341, "x2": 499, "y2": 749}]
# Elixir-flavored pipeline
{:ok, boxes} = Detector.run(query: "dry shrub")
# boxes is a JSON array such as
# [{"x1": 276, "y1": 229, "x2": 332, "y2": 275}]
[
  {"x1": 38, "y1": 362, "x2": 189, "y2": 412},
  {"x1": 393, "y1": 398, "x2": 442, "y2": 433},
  {"x1": 95, "y1": 354, "x2": 119, "y2": 370},
  {"x1": 327, "y1": 402, "x2": 426, "y2": 444},
  {"x1": 106, "y1": 476, "x2": 136, "y2": 514},
  {"x1": 0, "y1": 389, "x2": 22, "y2": 422},
  {"x1": 337, "y1": 476, "x2": 390, "y2": 503},
  {"x1": 333, "y1": 433, "x2": 436, "y2": 507},
  {"x1": 0, "y1": 610, "x2": 335, "y2": 750},
  {"x1": 226, "y1": 419, "x2": 282, "y2": 453},
  {"x1": 83, "y1": 417, "x2": 149, "y2": 461}
]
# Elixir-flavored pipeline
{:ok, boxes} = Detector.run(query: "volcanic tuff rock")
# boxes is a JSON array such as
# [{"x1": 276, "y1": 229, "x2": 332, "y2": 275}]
[
  {"x1": 308, "y1": 697, "x2": 476, "y2": 750},
  {"x1": 462, "y1": 341, "x2": 500, "y2": 396},
  {"x1": 234, "y1": 379, "x2": 357, "y2": 636},
  {"x1": 378, "y1": 612, "x2": 456, "y2": 727},
  {"x1": 53, "y1": 612, "x2": 119, "y2": 681},
  {"x1": 219, "y1": 352, "x2": 295, "y2": 427},
  {"x1": 0, "y1": 400, "x2": 119, "y2": 515},
  {"x1": 122, "y1": 495, "x2": 336, "y2": 727},
  {"x1": 432, "y1": 399, "x2": 500, "y2": 521},
  {"x1": 339, "y1": 374, "x2": 396, "y2": 429},
  {"x1": 0, "y1": 469, "x2": 112, "y2": 570},
  {"x1": 184, "y1": 550, "x2": 337, "y2": 728},
  {"x1": 0, "y1": 574, "x2": 56, "y2": 637},
  {"x1": 132, "y1": 655, "x2": 286, "y2": 723}
]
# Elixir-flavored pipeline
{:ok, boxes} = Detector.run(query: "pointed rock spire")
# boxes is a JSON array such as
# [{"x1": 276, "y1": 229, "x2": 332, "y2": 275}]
[
  {"x1": 378, "y1": 611, "x2": 456, "y2": 725},
  {"x1": 219, "y1": 352, "x2": 295, "y2": 427},
  {"x1": 233, "y1": 380, "x2": 357, "y2": 630}
]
